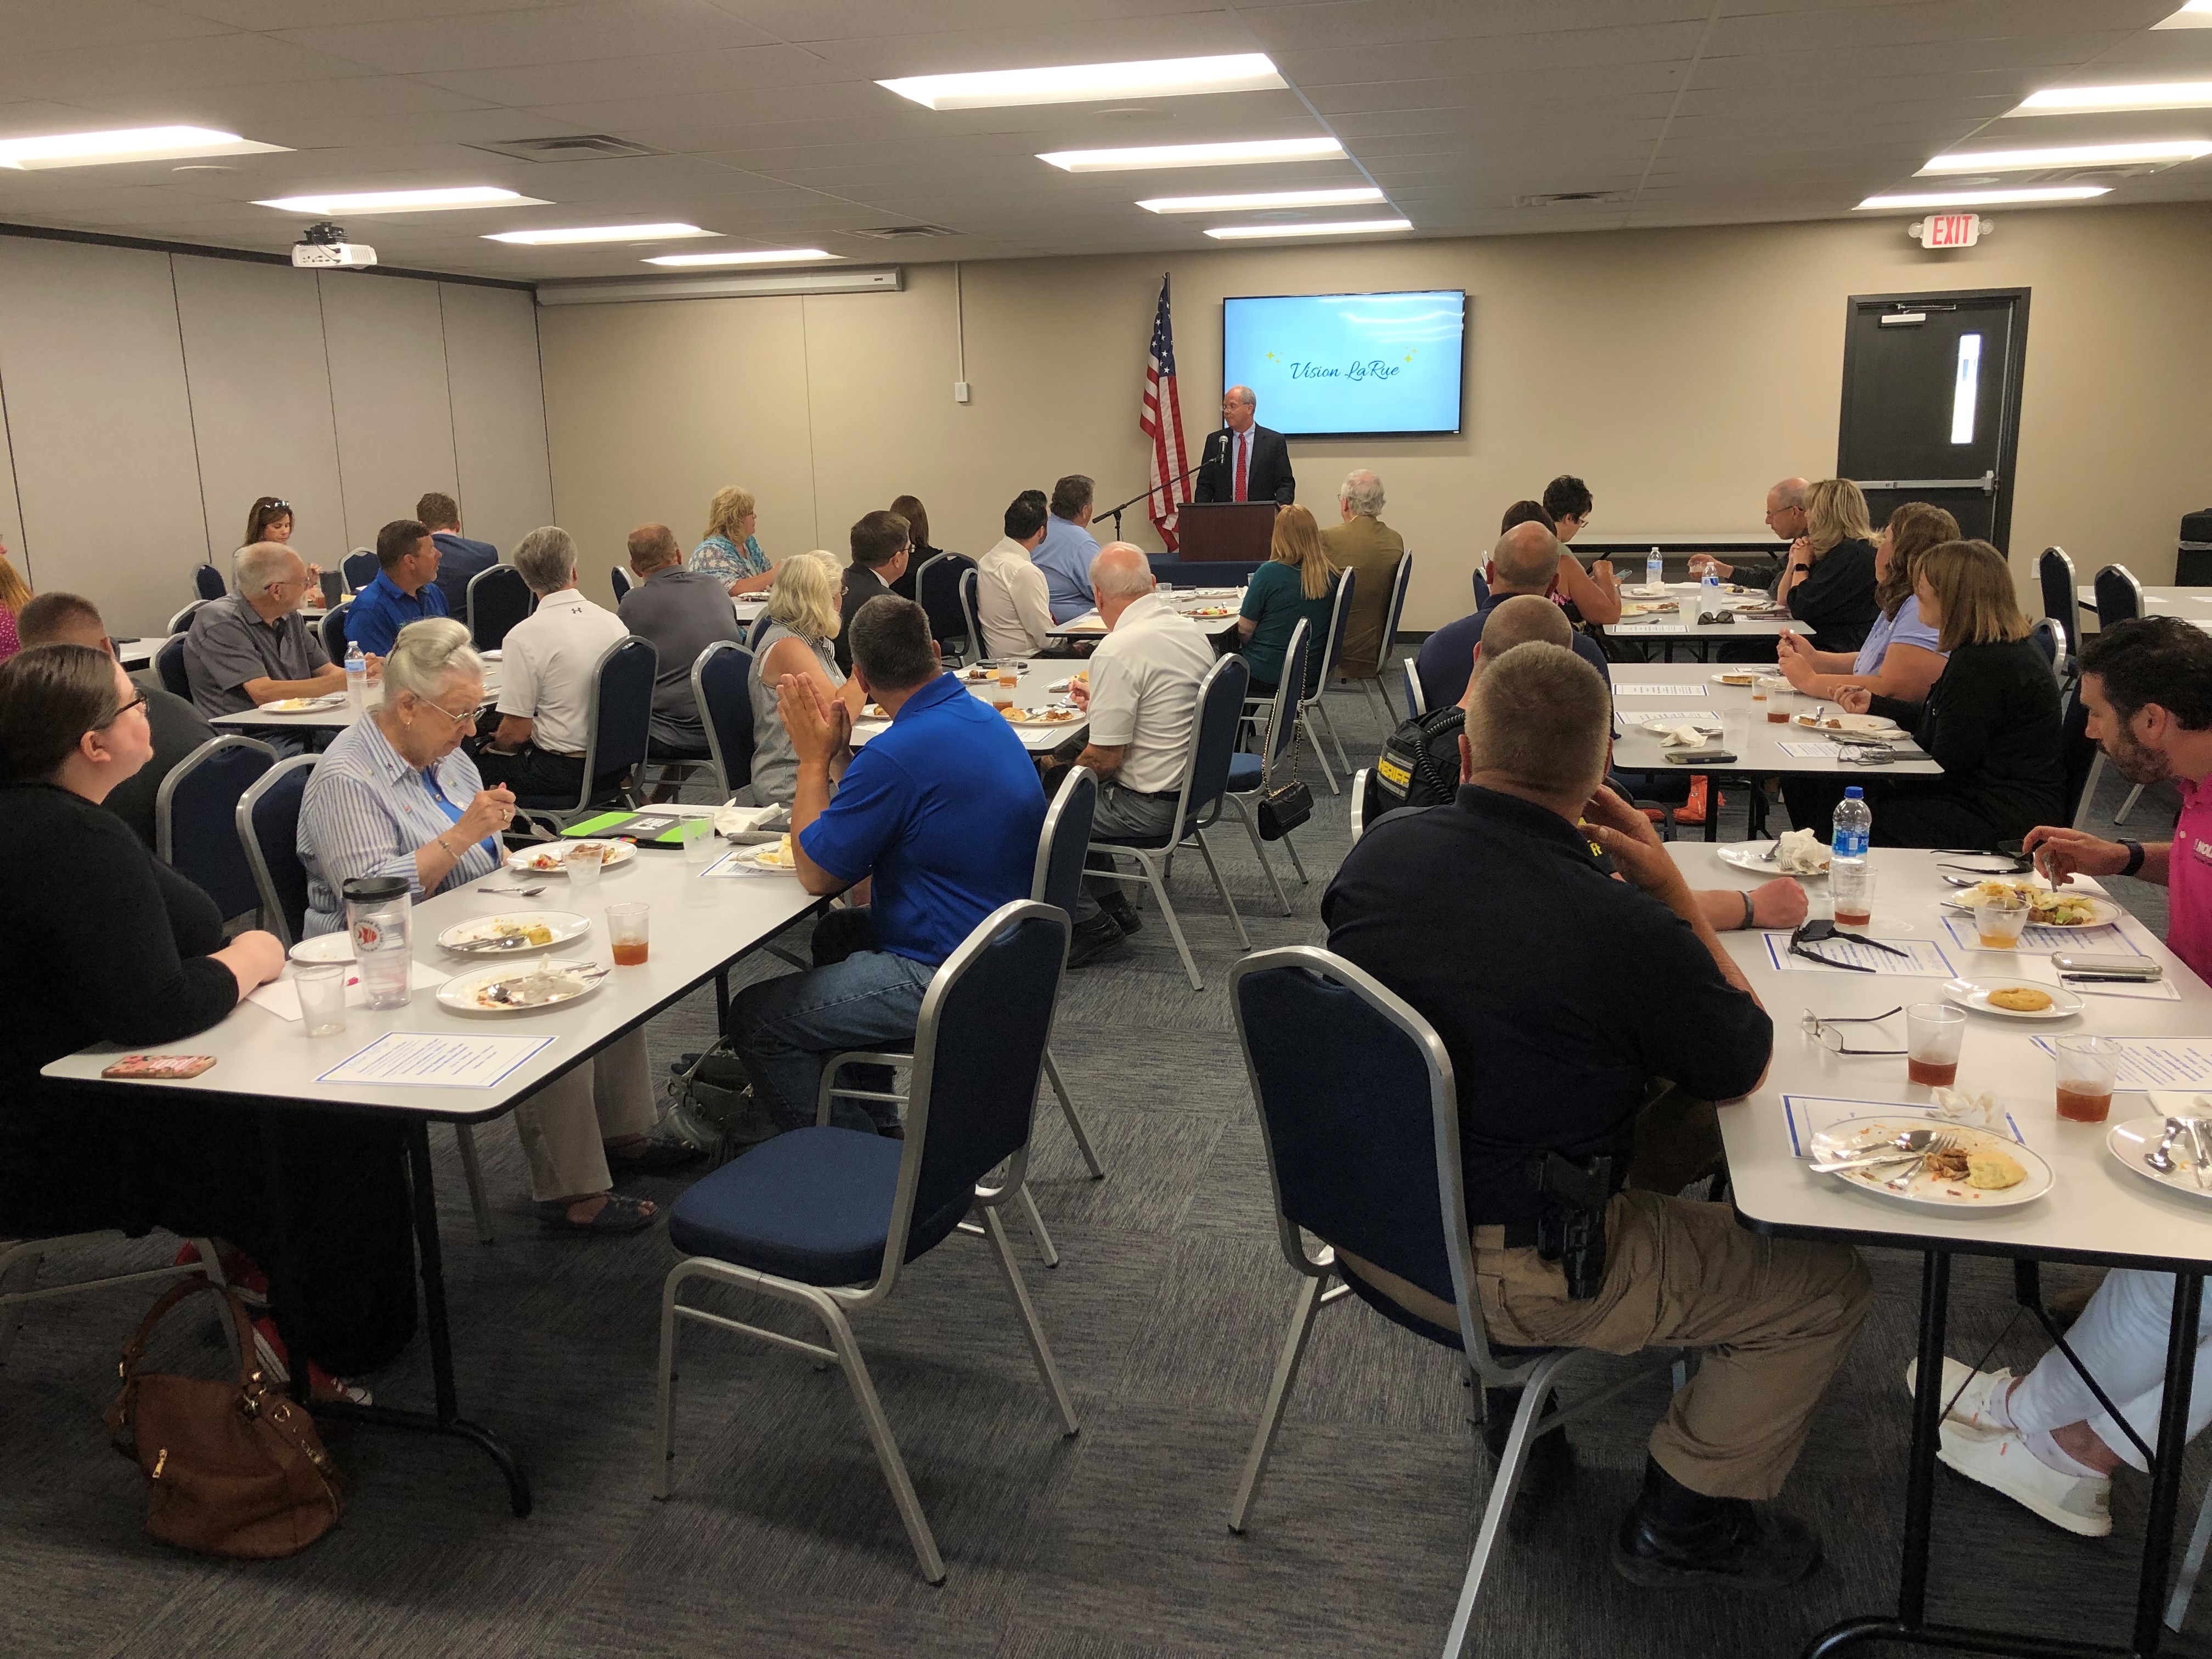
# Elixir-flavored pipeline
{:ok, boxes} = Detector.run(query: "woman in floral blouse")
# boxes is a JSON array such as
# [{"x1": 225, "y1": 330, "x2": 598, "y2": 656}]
[{"x1": 689, "y1": 486, "x2": 775, "y2": 596}]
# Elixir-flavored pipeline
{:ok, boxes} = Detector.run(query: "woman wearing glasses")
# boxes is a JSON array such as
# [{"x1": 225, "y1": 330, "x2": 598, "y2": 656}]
[
  {"x1": 298, "y1": 618, "x2": 692, "y2": 1234},
  {"x1": 0, "y1": 642, "x2": 415, "y2": 1400}
]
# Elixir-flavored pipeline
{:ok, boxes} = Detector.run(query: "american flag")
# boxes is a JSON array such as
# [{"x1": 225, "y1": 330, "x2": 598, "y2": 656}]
[{"x1": 1140, "y1": 274, "x2": 1190, "y2": 552}]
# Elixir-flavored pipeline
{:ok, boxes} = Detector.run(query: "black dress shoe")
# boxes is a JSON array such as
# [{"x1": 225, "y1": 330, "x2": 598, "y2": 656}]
[
  {"x1": 1097, "y1": 890, "x2": 1143, "y2": 936},
  {"x1": 1609, "y1": 1457, "x2": 1820, "y2": 1591},
  {"x1": 1065, "y1": 911, "x2": 1127, "y2": 969}
]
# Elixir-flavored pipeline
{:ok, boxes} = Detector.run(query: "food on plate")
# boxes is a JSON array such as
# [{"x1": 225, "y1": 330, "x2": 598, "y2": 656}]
[
  {"x1": 1923, "y1": 1147, "x2": 1973, "y2": 1184},
  {"x1": 960, "y1": 667, "x2": 994, "y2": 682},
  {"x1": 1189, "y1": 605, "x2": 1232, "y2": 619},
  {"x1": 464, "y1": 919, "x2": 555, "y2": 946},
  {"x1": 476, "y1": 968, "x2": 584, "y2": 1008},
  {"x1": 1958, "y1": 881, "x2": 2106, "y2": 927},
  {"x1": 750, "y1": 834, "x2": 797, "y2": 868},
  {"x1": 864, "y1": 703, "x2": 889, "y2": 719},
  {"x1": 1965, "y1": 1148, "x2": 2027, "y2": 1190},
  {"x1": 1714, "y1": 672, "x2": 1758, "y2": 686},
  {"x1": 1988, "y1": 986, "x2": 2055, "y2": 1013}
]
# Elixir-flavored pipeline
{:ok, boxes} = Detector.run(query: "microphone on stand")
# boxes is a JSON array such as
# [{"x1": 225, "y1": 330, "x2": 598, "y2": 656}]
[{"x1": 1100, "y1": 460, "x2": 1204, "y2": 539}]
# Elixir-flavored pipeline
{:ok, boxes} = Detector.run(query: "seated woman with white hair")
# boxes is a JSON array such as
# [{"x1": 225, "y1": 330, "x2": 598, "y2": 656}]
[
  {"x1": 298, "y1": 618, "x2": 697, "y2": 1234},
  {"x1": 746, "y1": 548, "x2": 867, "y2": 807}
]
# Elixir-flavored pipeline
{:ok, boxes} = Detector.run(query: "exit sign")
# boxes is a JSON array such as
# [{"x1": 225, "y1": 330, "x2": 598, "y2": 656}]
[{"x1": 1910, "y1": 213, "x2": 1985, "y2": 250}]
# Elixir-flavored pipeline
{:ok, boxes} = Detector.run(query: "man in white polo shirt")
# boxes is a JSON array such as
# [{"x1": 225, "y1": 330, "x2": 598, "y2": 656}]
[
  {"x1": 1048, "y1": 541, "x2": 1216, "y2": 966},
  {"x1": 474, "y1": 525, "x2": 629, "y2": 802}
]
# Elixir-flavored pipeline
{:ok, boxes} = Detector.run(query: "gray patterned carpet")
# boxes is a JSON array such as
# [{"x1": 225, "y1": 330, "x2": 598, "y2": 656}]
[{"x1": 2, "y1": 672, "x2": 2204, "y2": 1659}]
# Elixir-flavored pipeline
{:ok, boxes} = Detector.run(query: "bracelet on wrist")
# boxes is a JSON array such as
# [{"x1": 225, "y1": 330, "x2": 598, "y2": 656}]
[
  {"x1": 1740, "y1": 890, "x2": 1756, "y2": 930},
  {"x1": 2120, "y1": 838, "x2": 2146, "y2": 878}
]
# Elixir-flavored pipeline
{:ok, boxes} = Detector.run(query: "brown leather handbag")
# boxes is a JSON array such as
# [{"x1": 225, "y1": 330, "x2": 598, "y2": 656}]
[{"x1": 103, "y1": 1279, "x2": 342, "y2": 1558}]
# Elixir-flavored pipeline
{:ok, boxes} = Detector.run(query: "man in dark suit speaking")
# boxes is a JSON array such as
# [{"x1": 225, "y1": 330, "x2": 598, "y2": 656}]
[{"x1": 1192, "y1": 384, "x2": 1295, "y2": 506}]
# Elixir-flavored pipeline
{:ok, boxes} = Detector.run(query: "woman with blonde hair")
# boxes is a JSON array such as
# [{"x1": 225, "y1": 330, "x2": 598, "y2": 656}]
[
  {"x1": 1829, "y1": 539, "x2": 2063, "y2": 848},
  {"x1": 1235, "y1": 503, "x2": 1341, "y2": 697},
  {"x1": 0, "y1": 541, "x2": 26, "y2": 664},
  {"x1": 690, "y1": 485, "x2": 775, "y2": 596},
  {"x1": 747, "y1": 549, "x2": 867, "y2": 805},
  {"x1": 1778, "y1": 500, "x2": 1958, "y2": 703},
  {"x1": 1777, "y1": 477, "x2": 1880, "y2": 653}
]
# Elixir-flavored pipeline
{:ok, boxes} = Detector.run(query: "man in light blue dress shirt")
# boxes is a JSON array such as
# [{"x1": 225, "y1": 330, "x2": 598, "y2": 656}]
[{"x1": 1032, "y1": 475, "x2": 1106, "y2": 623}]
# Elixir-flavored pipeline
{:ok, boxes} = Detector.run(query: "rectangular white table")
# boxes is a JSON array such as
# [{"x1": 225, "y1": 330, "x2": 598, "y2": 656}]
[
  {"x1": 117, "y1": 637, "x2": 163, "y2": 671},
  {"x1": 855, "y1": 661, "x2": 1088, "y2": 756},
  {"x1": 43, "y1": 842, "x2": 825, "y2": 1515},
  {"x1": 1051, "y1": 586, "x2": 1245, "y2": 639},
  {"x1": 1611, "y1": 664, "x2": 1939, "y2": 840},
  {"x1": 1684, "y1": 842, "x2": 2212, "y2": 1657},
  {"x1": 1602, "y1": 581, "x2": 1796, "y2": 660},
  {"x1": 1573, "y1": 533, "x2": 1791, "y2": 578},
  {"x1": 2079, "y1": 584, "x2": 2212, "y2": 634},
  {"x1": 212, "y1": 663, "x2": 506, "y2": 733}
]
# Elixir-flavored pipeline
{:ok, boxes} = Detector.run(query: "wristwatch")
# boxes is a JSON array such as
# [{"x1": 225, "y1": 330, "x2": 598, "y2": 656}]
[
  {"x1": 2120, "y1": 838, "x2": 2146, "y2": 877},
  {"x1": 1740, "y1": 890, "x2": 1756, "y2": 929}
]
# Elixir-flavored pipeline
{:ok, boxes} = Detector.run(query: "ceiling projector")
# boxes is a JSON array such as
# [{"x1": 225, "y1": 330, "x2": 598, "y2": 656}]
[{"x1": 291, "y1": 220, "x2": 376, "y2": 270}]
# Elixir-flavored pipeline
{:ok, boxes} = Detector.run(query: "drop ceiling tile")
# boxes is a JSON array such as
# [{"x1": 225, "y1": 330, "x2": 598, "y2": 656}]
[
  {"x1": 1307, "y1": 61, "x2": 1689, "y2": 114},
  {"x1": 0, "y1": 33, "x2": 379, "y2": 101},
  {"x1": 0, "y1": 0, "x2": 236, "y2": 52},
  {"x1": 414, "y1": 43, "x2": 851, "y2": 106},
  {"x1": 784, "y1": 13, "x2": 1259, "y2": 78},
  {"x1": 160, "y1": 0, "x2": 581, "y2": 23},
  {"x1": 1277, "y1": 21, "x2": 1713, "y2": 86},
  {"x1": 1240, "y1": 0, "x2": 1714, "y2": 50},
  {"x1": 272, "y1": 0, "x2": 780, "y2": 74},
  {"x1": 712, "y1": 0, "x2": 1216, "y2": 38},
  {"x1": 1708, "y1": 0, "x2": 2167, "y2": 53}
]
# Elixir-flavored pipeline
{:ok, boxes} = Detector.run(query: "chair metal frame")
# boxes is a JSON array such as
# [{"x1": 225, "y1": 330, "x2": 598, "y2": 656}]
[
  {"x1": 341, "y1": 549, "x2": 379, "y2": 594},
  {"x1": 915, "y1": 552, "x2": 975, "y2": 664},
  {"x1": 690, "y1": 639, "x2": 756, "y2": 801},
  {"x1": 1229, "y1": 618, "x2": 1312, "y2": 910},
  {"x1": 1297, "y1": 567, "x2": 1358, "y2": 792},
  {"x1": 653, "y1": 901, "x2": 1081, "y2": 1584},
  {"x1": 1348, "y1": 766, "x2": 1375, "y2": 843},
  {"x1": 156, "y1": 735, "x2": 278, "y2": 922},
  {"x1": 511, "y1": 634, "x2": 655, "y2": 832},
  {"x1": 1402, "y1": 655, "x2": 1426, "y2": 718},
  {"x1": 1346, "y1": 552, "x2": 1415, "y2": 727},
  {"x1": 155, "y1": 633, "x2": 194, "y2": 702},
  {"x1": 2038, "y1": 547, "x2": 2080, "y2": 671},
  {"x1": 320, "y1": 602, "x2": 350, "y2": 666},
  {"x1": 1085, "y1": 652, "x2": 1254, "y2": 991},
  {"x1": 957, "y1": 565, "x2": 984, "y2": 667},
  {"x1": 2095, "y1": 565, "x2": 2151, "y2": 823},
  {"x1": 465, "y1": 563, "x2": 534, "y2": 655},
  {"x1": 610, "y1": 565, "x2": 632, "y2": 602},
  {"x1": 165, "y1": 599, "x2": 205, "y2": 636},
  {"x1": 1226, "y1": 946, "x2": 1679, "y2": 1659},
  {"x1": 2029, "y1": 618, "x2": 2068, "y2": 690},
  {"x1": 235, "y1": 755, "x2": 498, "y2": 1245},
  {"x1": 0, "y1": 1233, "x2": 227, "y2": 1373}
]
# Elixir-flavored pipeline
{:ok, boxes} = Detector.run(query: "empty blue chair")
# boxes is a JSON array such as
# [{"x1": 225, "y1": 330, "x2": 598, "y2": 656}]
[
  {"x1": 2094, "y1": 565, "x2": 2150, "y2": 822},
  {"x1": 466, "y1": 563, "x2": 533, "y2": 654},
  {"x1": 1031, "y1": 767, "x2": 1103, "y2": 1184},
  {"x1": 1226, "y1": 946, "x2": 1679, "y2": 1658},
  {"x1": 691, "y1": 640, "x2": 755, "y2": 800},
  {"x1": 958, "y1": 565, "x2": 983, "y2": 660},
  {"x1": 1226, "y1": 616, "x2": 1309, "y2": 910},
  {"x1": 320, "y1": 602, "x2": 349, "y2": 665},
  {"x1": 654, "y1": 900, "x2": 1080, "y2": 1583},
  {"x1": 191, "y1": 563, "x2": 225, "y2": 602},
  {"x1": 611, "y1": 565, "x2": 631, "y2": 602},
  {"x1": 915, "y1": 552, "x2": 977, "y2": 663},
  {"x1": 2038, "y1": 546, "x2": 2079, "y2": 665},
  {"x1": 156, "y1": 736, "x2": 276, "y2": 922},
  {"x1": 1086, "y1": 652, "x2": 1251, "y2": 991},
  {"x1": 155, "y1": 635, "x2": 192, "y2": 702},
  {"x1": 509, "y1": 635, "x2": 654, "y2": 826},
  {"x1": 233, "y1": 753, "x2": 317, "y2": 945},
  {"x1": 1298, "y1": 566, "x2": 1357, "y2": 792},
  {"x1": 341, "y1": 549, "x2": 379, "y2": 593}
]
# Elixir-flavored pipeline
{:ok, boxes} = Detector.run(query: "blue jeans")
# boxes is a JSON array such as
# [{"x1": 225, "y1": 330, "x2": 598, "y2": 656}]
[{"x1": 731, "y1": 910, "x2": 934, "y2": 1133}]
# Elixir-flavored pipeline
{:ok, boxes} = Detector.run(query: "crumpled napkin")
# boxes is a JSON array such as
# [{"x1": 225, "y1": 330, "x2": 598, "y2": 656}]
[
  {"x1": 1773, "y1": 828, "x2": 1831, "y2": 876},
  {"x1": 1929, "y1": 1086, "x2": 2001, "y2": 1127},
  {"x1": 1655, "y1": 724, "x2": 1714, "y2": 747},
  {"x1": 714, "y1": 802, "x2": 789, "y2": 838}
]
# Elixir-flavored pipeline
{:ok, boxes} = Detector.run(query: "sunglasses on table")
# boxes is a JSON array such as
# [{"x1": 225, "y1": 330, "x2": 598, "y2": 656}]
[{"x1": 1788, "y1": 919, "x2": 1910, "y2": 974}]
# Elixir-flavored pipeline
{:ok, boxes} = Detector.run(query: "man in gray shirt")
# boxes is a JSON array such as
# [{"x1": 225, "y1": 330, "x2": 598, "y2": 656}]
[
  {"x1": 617, "y1": 522, "x2": 746, "y2": 757},
  {"x1": 183, "y1": 540, "x2": 341, "y2": 719}
]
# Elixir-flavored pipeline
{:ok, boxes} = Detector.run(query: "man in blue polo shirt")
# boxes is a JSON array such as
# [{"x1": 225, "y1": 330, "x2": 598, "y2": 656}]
[
  {"x1": 731, "y1": 594, "x2": 1046, "y2": 1133},
  {"x1": 346, "y1": 518, "x2": 449, "y2": 658}
]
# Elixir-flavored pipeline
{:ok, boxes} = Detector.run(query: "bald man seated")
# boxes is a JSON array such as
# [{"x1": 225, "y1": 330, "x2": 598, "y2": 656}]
[
  {"x1": 1414, "y1": 521, "x2": 1607, "y2": 712},
  {"x1": 1382, "y1": 595, "x2": 1805, "y2": 933}
]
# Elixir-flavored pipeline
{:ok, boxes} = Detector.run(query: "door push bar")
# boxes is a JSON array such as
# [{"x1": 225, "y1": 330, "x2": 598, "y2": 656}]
[{"x1": 1858, "y1": 471, "x2": 1997, "y2": 496}]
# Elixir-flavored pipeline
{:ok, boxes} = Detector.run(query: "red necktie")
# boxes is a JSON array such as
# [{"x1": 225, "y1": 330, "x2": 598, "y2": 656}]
[{"x1": 1233, "y1": 431, "x2": 1249, "y2": 503}]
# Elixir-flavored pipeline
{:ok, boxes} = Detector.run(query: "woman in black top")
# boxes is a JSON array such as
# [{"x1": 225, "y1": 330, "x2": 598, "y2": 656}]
[
  {"x1": 887, "y1": 494, "x2": 941, "y2": 602},
  {"x1": 0, "y1": 645, "x2": 416, "y2": 1382},
  {"x1": 1833, "y1": 539, "x2": 2064, "y2": 848},
  {"x1": 1779, "y1": 478, "x2": 1880, "y2": 653}
]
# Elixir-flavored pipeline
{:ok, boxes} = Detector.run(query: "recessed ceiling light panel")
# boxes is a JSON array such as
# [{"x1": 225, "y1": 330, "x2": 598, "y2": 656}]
[
  {"x1": 642, "y1": 248, "x2": 841, "y2": 266},
  {"x1": 1204, "y1": 217, "x2": 1413, "y2": 240},
  {"x1": 1039, "y1": 137, "x2": 1344, "y2": 173},
  {"x1": 256, "y1": 186, "x2": 546, "y2": 213},
  {"x1": 486, "y1": 223, "x2": 712, "y2": 245},
  {"x1": 2007, "y1": 81, "x2": 2212, "y2": 115},
  {"x1": 1920, "y1": 140, "x2": 2212, "y2": 173},
  {"x1": 1139, "y1": 186, "x2": 1383, "y2": 213},
  {"x1": 0, "y1": 125, "x2": 287, "y2": 170},
  {"x1": 1856, "y1": 185, "x2": 2111, "y2": 210},
  {"x1": 881, "y1": 53, "x2": 1281, "y2": 111}
]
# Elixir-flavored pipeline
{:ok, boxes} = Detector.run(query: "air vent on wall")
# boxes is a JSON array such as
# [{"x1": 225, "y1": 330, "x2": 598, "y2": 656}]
[
  {"x1": 1514, "y1": 190, "x2": 1627, "y2": 207},
  {"x1": 848, "y1": 224, "x2": 960, "y2": 240},
  {"x1": 465, "y1": 135, "x2": 662, "y2": 162}
]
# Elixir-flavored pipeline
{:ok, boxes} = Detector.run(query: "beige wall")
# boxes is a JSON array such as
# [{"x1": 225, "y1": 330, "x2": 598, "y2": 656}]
[
  {"x1": 540, "y1": 201, "x2": 2212, "y2": 634},
  {"x1": 0, "y1": 236, "x2": 553, "y2": 637}
]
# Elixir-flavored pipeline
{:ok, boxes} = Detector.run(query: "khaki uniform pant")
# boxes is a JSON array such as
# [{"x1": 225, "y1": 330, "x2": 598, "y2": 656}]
[
  {"x1": 510, "y1": 1028, "x2": 659, "y2": 1201},
  {"x1": 1341, "y1": 1092, "x2": 1871, "y2": 1501}
]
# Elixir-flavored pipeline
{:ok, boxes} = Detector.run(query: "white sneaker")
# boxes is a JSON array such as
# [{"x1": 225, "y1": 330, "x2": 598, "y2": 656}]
[
  {"x1": 1905, "y1": 1356, "x2": 2015, "y2": 1435},
  {"x1": 1937, "y1": 1420, "x2": 2111, "y2": 1537}
]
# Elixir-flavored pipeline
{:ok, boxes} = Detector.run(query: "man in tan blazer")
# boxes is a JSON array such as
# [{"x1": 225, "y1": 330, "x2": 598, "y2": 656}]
[{"x1": 1321, "y1": 469, "x2": 1406, "y2": 679}]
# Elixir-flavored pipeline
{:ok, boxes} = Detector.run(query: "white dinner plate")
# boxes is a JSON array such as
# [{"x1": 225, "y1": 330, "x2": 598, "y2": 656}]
[
  {"x1": 1791, "y1": 713, "x2": 1898, "y2": 735},
  {"x1": 262, "y1": 694, "x2": 346, "y2": 713},
  {"x1": 1717, "y1": 841, "x2": 1830, "y2": 877},
  {"x1": 2108, "y1": 1109, "x2": 2212, "y2": 1206},
  {"x1": 1709, "y1": 670, "x2": 1763, "y2": 686},
  {"x1": 1942, "y1": 978, "x2": 2087, "y2": 1020},
  {"x1": 735, "y1": 838, "x2": 799, "y2": 871},
  {"x1": 437, "y1": 910, "x2": 591, "y2": 956},
  {"x1": 287, "y1": 933, "x2": 353, "y2": 965},
  {"x1": 999, "y1": 706, "x2": 1085, "y2": 727},
  {"x1": 437, "y1": 962, "x2": 602, "y2": 1015},
  {"x1": 1938, "y1": 884, "x2": 2124, "y2": 928},
  {"x1": 1808, "y1": 1116, "x2": 2052, "y2": 1210},
  {"x1": 506, "y1": 839, "x2": 637, "y2": 876}
]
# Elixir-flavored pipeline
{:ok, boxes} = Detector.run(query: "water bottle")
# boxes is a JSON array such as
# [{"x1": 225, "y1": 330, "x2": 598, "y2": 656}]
[
  {"x1": 345, "y1": 640, "x2": 366, "y2": 720},
  {"x1": 1830, "y1": 787, "x2": 1874, "y2": 926},
  {"x1": 1645, "y1": 548, "x2": 1663, "y2": 592}
]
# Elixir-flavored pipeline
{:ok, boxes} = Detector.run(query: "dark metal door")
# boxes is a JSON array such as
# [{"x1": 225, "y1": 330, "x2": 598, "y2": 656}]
[{"x1": 1837, "y1": 289, "x2": 2028, "y2": 550}]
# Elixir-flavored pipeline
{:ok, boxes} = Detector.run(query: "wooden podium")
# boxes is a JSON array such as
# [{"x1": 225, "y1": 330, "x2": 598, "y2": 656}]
[{"x1": 1175, "y1": 500, "x2": 1276, "y2": 563}]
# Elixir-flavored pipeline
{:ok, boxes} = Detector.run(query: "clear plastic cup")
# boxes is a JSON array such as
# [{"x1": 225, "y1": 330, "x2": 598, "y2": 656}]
[
  {"x1": 295, "y1": 963, "x2": 348, "y2": 1037},
  {"x1": 1974, "y1": 893, "x2": 2031, "y2": 950},
  {"x1": 680, "y1": 816, "x2": 719, "y2": 870},
  {"x1": 2055, "y1": 1036, "x2": 2123, "y2": 1123},
  {"x1": 565, "y1": 847, "x2": 604, "y2": 899},
  {"x1": 1831, "y1": 861, "x2": 1876, "y2": 928},
  {"x1": 607, "y1": 901, "x2": 649, "y2": 966},
  {"x1": 1904, "y1": 1002, "x2": 1966, "y2": 1090}
]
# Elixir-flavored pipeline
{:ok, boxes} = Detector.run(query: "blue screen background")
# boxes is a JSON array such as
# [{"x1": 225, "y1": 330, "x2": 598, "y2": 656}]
[{"x1": 1221, "y1": 291, "x2": 1465, "y2": 436}]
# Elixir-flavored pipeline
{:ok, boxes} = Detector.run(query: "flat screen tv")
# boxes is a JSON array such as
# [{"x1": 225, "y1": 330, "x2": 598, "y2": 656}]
[{"x1": 1221, "y1": 289, "x2": 1466, "y2": 438}]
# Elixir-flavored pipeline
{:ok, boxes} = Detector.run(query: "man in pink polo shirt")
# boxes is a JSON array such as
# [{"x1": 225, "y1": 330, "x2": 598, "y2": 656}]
[{"x1": 1905, "y1": 617, "x2": 2212, "y2": 1540}]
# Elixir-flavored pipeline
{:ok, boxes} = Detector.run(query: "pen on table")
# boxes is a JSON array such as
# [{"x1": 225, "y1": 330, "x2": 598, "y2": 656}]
[{"x1": 2061, "y1": 973, "x2": 2157, "y2": 984}]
